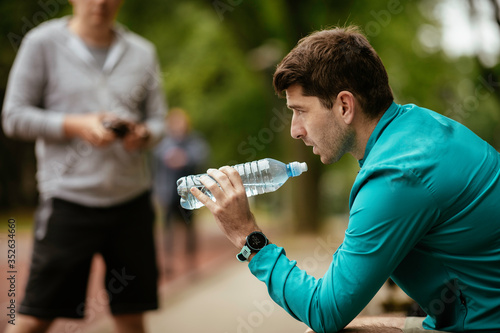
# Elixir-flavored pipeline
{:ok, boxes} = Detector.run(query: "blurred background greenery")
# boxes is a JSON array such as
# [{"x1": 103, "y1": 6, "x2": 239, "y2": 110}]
[{"x1": 1, "y1": 0, "x2": 499, "y2": 232}]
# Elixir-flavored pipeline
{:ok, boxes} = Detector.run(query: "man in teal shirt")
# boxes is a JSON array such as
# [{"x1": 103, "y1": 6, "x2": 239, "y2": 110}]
[{"x1": 192, "y1": 26, "x2": 500, "y2": 332}]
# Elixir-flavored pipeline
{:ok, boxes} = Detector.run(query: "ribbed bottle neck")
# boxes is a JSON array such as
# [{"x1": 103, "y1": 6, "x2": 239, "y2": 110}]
[{"x1": 286, "y1": 161, "x2": 308, "y2": 177}]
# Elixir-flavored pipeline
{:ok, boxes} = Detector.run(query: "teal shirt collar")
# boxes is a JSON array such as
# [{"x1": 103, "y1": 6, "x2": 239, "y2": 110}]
[{"x1": 358, "y1": 102, "x2": 400, "y2": 168}]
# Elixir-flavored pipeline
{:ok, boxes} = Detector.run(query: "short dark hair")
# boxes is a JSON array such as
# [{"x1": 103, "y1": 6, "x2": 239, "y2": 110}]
[{"x1": 273, "y1": 26, "x2": 393, "y2": 118}]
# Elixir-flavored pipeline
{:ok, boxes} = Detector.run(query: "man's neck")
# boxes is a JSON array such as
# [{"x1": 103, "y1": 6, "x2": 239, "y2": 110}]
[
  {"x1": 69, "y1": 18, "x2": 114, "y2": 48},
  {"x1": 351, "y1": 112, "x2": 384, "y2": 161}
]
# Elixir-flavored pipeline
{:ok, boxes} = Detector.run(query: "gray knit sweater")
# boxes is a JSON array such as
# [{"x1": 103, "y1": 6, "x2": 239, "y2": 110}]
[{"x1": 2, "y1": 17, "x2": 167, "y2": 207}]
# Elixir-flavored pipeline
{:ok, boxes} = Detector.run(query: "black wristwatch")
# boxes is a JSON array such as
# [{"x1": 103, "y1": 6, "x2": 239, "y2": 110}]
[{"x1": 237, "y1": 231, "x2": 269, "y2": 262}]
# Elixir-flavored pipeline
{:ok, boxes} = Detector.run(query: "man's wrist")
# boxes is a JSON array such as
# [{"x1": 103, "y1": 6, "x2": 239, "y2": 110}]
[
  {"x1": 248, "y1": 252, "x2": 258, "y2": 262},
  {"x1": 247, "y1": 241, "x2": 272, "y2": 262},
  {"x1": 63, "y1": 114, "x2": 82, "y2": 138},
  {"x1": 235, "y1": 229, "x2": 260, "y2": 248},
  {"x1": 236, "y1": 231, "x2": 269, "y2": 262}
]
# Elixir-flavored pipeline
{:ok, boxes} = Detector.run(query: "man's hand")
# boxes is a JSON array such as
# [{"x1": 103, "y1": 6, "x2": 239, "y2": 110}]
[
  {"x1": 191, "y1": 166, "x2": 260, "y2": 249},
  {"x1": 64, "y1": 113, "x2": 150, "y2": 151},
  {"x1": 122, "y1": 123, "x2": 150, "y2": 151},
  {"x1": 64, "y1": 113, "x2": 116, "y2": 147}
]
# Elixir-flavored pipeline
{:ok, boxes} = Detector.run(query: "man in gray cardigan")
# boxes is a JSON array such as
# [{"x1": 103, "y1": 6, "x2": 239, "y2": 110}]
[{"x1": 2, "y1": 0, "x2": 166, "y2": 332}]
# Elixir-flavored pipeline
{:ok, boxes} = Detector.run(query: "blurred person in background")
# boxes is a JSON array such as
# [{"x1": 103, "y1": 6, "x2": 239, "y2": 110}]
[
  {"x1": 2, "y1": 0, "x2": 166, "y2": 332},
  {"x1": 153, "y1": 108, "x2": 209, "y2": 276},
  {"x1": 192, "y1": 26, "x2": 500, "y2": 333}
]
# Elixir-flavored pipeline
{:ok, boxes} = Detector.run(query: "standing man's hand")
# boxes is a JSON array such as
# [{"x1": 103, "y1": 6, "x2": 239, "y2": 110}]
[
  {"x1": 122, "y1": 123, "x2": 150, "y2": 151},
  {"x1": 191, "y1": 166, "x2": 261, "y2": 250},
  {"x1": 64, "y1": 113, "x2": 117, "y2": 147}
]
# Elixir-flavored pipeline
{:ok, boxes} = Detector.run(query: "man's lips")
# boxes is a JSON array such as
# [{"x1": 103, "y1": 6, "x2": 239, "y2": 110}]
[
  {"x1": 303, "y1": 141, "x2": 318, "y2": 154},
  {"x1": 303, "y1": 140, "x2": 313, "y2": 147}
]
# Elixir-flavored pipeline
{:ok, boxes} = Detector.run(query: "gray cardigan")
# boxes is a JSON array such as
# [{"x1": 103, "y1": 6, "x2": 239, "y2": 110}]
[{"x1": 2, "y1": 17, "x2": 167, "y2": 207}]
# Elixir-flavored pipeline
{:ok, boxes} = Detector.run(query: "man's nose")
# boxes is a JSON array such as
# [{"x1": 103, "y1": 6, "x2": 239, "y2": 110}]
[{"x1": 290, "y1": 115, "x2": 304, "y2": 139}]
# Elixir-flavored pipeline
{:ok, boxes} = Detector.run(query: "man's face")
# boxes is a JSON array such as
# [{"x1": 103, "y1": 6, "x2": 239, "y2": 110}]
[
  {"x1": 286, "y1": 84, "x2": 354, "y2": 164},
  {"x1": 71, "y1": 0, "x2": 123, "y2": 28}
]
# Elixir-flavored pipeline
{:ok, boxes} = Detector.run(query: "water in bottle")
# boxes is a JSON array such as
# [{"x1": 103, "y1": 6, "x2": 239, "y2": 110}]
[{"x1": 177, "y1": 158, "x2": 308, "y2": 210}]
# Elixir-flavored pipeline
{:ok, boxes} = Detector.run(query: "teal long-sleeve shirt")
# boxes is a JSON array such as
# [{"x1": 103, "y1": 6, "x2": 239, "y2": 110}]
[{"x1": 249, "y1": 103, "x2": 500, "y2": 332}]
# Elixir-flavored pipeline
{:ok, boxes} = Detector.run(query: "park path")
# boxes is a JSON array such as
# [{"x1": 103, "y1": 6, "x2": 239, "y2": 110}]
[{"x1": 1, "y1": 213, "x2": 411, "y2": 333}]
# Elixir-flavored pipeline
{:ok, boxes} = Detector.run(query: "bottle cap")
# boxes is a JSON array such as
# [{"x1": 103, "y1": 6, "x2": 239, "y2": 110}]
[{"x1": 288, "y1": 161, "x2": 308, "y2": 177}]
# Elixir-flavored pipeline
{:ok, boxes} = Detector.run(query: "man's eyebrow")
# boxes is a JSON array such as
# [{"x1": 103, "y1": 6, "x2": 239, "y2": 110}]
[{"x1": 287, "y1": 104, "x2": 303, "y2": 110}]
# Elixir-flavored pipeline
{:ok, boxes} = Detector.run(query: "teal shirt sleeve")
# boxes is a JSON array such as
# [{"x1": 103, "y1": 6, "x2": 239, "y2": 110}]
[{"x1": 249, "y1": 168, "x2": 440, "y2": 333}]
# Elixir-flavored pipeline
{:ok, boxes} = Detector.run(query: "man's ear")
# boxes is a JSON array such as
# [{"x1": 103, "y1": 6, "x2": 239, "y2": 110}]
[{"x1": 336, "y1": 91, "x2": 356, "y2": 125}]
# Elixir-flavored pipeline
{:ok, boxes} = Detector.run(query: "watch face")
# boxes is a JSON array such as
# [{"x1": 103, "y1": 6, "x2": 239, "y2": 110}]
[{"x1": 247, "y1": 232, "x2": 268, "y2": 251}]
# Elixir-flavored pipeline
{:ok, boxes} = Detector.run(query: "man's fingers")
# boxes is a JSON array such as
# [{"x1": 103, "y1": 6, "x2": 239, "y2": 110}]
[
  {"x1": 200, "y1": 173, "x2": 217, "y2": 185},
  {"x1": 190, "y1": 186, "x2": 216, "y2": 210},
  {"x1": 219, "y1": 165, "x2": 244, "y2": 188},
  {"x1": 209, "y1": 167, "x2": 249, "y2": 202},
  {"x1": 84, "y1": 126, "x2": 114, "y2": 147},
  {"x1": 190, "y1": 174, "x2": 220, "y2": 209},
  {"x1": 207, "y1": 167, "x2": 234, "y2": 189},
  {"x1": 215, "y1": 166, "x2": 246, "y2": 196},
  {"x1": 192, "y1": 167, "x2": 248, "y2": 212}
]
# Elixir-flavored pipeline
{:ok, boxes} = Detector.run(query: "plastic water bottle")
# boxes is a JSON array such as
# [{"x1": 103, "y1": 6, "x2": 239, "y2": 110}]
[{"x1": 177, "y1": 158, "x2": 308, "y2": 210}]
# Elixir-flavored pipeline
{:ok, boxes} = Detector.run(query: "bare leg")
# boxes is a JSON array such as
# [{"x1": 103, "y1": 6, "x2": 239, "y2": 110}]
[
  {"x1": 305, "y1": 316, "x2": 406, "y2": 333},
  {"x1": 4, "y1": 315, "x2": 53, "y2": 333},
  {"x1": 113, "y1": 313, "x2": 145, "y2": 333}
]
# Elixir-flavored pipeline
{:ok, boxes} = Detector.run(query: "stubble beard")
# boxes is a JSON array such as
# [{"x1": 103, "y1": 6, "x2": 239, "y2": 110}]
[{"x1": 322, "y1": 124, "x2": 356, "y2": 165}]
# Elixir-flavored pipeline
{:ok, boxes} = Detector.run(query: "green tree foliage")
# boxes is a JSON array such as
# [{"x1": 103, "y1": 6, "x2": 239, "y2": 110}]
[{"x1": 119, "y1": 1, "x2": 275, "y2": 166}]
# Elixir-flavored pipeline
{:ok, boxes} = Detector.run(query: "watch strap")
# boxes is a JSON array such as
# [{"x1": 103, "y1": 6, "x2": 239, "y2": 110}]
[{"x1": 236, "y1": 245, "x2": 252, "y2": 262}]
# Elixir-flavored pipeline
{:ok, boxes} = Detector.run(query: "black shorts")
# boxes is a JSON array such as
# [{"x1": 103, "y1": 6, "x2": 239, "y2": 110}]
[{"x1": 20, "y1": 192, "x2": 158, "y2": 319}]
